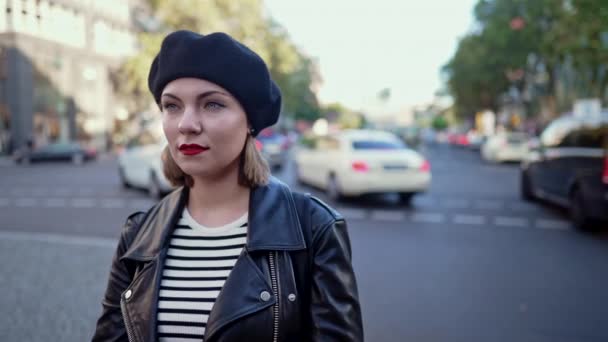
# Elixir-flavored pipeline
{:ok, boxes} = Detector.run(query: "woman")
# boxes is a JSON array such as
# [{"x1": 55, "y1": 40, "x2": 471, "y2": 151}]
[{"x1": 92, "y1": 30, "x2": 363, "y2": 342}]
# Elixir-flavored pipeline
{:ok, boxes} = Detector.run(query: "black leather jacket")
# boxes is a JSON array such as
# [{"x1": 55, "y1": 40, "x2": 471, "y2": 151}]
[{"x1": 92, "y1": 178, "x2": 363, "y2": 341}]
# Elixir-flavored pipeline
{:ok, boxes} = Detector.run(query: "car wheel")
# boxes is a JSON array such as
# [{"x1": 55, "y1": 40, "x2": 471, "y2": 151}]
[
  {"x1": 326, "y1": 174, "x2": 343, "y2": 202},
  {"x1": 570, "y1": 187, "x2": 595, "y2": 231},
  {"x1": 399, "y1": 192, "x2": 414, "y2": 206},
  {"x1": 520, "y1": 170, "x2": 535, "y2": 201},
  {"x1": 118, "y1": 167, "x2": 131, "y2": 189},
  {"x1": 72, "y1": 153, "x2": 84, "y2": 165},
  {"x1": 148, "y1": 172, "x2": 163, "y2": 199}
]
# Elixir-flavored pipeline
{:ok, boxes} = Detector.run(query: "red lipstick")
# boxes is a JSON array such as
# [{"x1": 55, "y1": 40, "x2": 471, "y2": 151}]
[{"x1": 178, "y1": 144, "x2": 209, "y2": 156}]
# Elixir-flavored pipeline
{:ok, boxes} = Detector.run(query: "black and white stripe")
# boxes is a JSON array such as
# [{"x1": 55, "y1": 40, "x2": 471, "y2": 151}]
[{"x1": 157, "y1": 210, "x2": 247, "y2": 342}]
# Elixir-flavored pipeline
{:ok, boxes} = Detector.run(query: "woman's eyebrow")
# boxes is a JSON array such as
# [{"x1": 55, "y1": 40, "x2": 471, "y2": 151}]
[
  {"x1": 161, "y1": 91, "x2": 229, "y2": 101},
  {"x1": 196, "y1": 91, "x2": 229, "y2": 100},
  {"x1": 160, "y1": 93, "x2": 180, "y2": 101}
]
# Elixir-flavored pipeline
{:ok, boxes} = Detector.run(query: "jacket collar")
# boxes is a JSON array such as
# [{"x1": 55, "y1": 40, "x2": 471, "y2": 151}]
[{"x1": 122, "y1": 177, "x2": 306, "y2": 261}]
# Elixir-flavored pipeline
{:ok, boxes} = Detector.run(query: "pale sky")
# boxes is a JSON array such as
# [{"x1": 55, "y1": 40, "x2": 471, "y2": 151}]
[{"x1": 263, "y1": 0, "x2": 478, "y2": 116}]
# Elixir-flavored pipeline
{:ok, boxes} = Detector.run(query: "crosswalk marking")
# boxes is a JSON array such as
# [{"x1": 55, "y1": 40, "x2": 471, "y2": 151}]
[
  {"x1": 44, "y1": 198, "x2": 67, "y2": 207},
  {"x1": 410, "y1": 212, "x2": 445, "y2": 223},
  {"x1": 494, "y1": 216, "x2": 529, "y2": 228},
  {"x1": 0, "y1": 190, "x2": 576, "y2": 233},
  {"x1": 453, "y1": 214, "x2": 485, "y2": 225}
]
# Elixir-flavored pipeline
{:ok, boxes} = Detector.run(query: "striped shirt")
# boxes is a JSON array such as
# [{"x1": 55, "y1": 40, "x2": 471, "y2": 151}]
[{"x1": 157, "y1": 208, "x2": 248, "y2": 342}]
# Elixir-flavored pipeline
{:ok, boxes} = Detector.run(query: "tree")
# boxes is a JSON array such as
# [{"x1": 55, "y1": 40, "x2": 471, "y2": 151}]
[
  {"x1": 445, "y1": 0, "x2": 608, "y2": 122},
  {"x1": 115, "y1": 0, "x2": 321, "y2": 122}
]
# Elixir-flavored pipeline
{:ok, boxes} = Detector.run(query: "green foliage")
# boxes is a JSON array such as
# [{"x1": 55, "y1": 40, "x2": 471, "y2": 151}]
[
  {"x1": 431, "y1": 115, "x2": 448, "y2": 131},
  {"x1": 444, "y1": 0, "x2": 608, "y2": 120},
  {"x1": 116, "y1": 0, "x2": 321, "y2": 122}
]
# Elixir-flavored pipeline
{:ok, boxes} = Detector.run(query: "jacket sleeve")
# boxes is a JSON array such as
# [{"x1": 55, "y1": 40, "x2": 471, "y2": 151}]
[
  {"x1": 91, "y1": 212, "x2": 145, "y2": 342},
  {"x1": 310, "y1": 218, "x2": 364, "y2": 341}
]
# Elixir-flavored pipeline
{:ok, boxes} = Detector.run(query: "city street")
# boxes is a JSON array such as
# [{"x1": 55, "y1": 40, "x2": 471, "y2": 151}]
[{"x1": 1, "y1": 146, "x2": 607, "y2": 341}]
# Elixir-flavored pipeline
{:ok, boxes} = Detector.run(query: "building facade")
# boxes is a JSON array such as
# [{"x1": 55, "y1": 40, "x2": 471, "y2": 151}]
[{"x1": 0, "y1": 0, "x2": 137, "y2": 154}]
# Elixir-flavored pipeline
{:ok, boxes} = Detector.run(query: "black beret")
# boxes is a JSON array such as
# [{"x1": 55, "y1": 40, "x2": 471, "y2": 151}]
[{"x1": 148, "y1": 30, "x2": 281, "y2": 136}]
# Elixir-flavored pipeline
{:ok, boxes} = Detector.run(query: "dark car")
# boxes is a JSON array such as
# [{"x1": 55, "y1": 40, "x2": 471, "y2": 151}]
[
  {"x1": 257, "y1": 129, "x2": 289, "y2": 170},
  {"x1": 520, "y1": 114, "x2": 608, "y2": 230},
  {"x1": 15, "y1": 141, "x2": 97, "y2": 165}
]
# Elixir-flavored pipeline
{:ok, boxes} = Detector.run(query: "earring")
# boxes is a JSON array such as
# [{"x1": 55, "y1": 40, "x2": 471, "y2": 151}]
[{"x1": 248, "y1": 128, "x2": 255, "y2": 135}]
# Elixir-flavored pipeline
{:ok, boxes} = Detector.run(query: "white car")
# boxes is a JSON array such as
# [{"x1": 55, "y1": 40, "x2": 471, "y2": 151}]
[
  {"x1": 118, "y1": 130, "x2": 174, "y2": 198},
  {"x1": 294, "y1": 130, "x2": 431, "y2": 203},
  {"x1": 481, "y1": 132, "x2": 529, "y2": 163}
]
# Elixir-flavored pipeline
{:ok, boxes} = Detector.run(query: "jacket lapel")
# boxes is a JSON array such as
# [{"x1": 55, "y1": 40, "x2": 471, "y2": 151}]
[
  {"x1": 246, "y1": 177, "x2": 307, "y2": 252},
  {"x1": 203, "y1": 249, "x2": 275, "y2": 341}
]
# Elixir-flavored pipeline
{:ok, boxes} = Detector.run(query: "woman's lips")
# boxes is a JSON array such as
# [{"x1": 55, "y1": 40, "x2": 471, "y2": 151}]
[{"x1": 178, "y1": 144, "x2": 209, "y2": 156}]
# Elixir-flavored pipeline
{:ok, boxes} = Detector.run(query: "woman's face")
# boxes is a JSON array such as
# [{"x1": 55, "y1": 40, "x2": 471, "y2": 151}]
[{"x1": 161, "y1": 78, "x2": 249, "y2": 180}]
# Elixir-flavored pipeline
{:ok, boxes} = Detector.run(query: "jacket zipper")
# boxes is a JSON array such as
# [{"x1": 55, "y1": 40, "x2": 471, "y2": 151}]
[
  {"x1": 268, "y1": 251, "x2": 280, "y2": 342},
  {"x1": 120, "y1": 294, "x2": 136, "y2": 342}
]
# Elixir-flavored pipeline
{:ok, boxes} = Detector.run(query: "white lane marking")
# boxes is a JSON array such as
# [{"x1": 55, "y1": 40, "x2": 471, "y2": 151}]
[
  {"x1": 336, "y1": 207, "x2": 367, "y2": 220},
  {"x1": 44, "y1": 198, "x2": 67, "y2": 207},
  {"x1": 535, "y1": 219, "x2": 572, "y2": 230},
  {"x1": 0, "y1": 198, "x2": 9, "y2": 206},
  {"x1": 100, "y1": 199, "x2": 126, "y2": 209},
  {"x1": 441, "y1": 199, "x2": 470, "y2": 209},
  {"x1": 15, "y1": 198, "x2": 37, "y2": 207},
  {"x1": 494, "y1": 216, "x2": 529, "y2": 228},
  {"x1": 370, "y1": 210, "x2": 405, "y2": 222},
  {"x1": 453, "y1": 214, "x2": 485, "y2": 225},
  {"x1": 0, "y1": 231, "x2": 116, "y2": 248},
  {"x1": 473, "y1": 200, "x2": 504, "y2": 210},
  {"x1": 410, "y1": 212, "x2": 445, "y2": 223},
  {"x1": 70, "y1": 198, "x2": 97, "y2": 208}
]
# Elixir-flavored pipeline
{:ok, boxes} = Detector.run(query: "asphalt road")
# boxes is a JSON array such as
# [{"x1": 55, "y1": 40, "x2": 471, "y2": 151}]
[{"x1": 0, "y1": 145, "x2": 607, "y2": 342}]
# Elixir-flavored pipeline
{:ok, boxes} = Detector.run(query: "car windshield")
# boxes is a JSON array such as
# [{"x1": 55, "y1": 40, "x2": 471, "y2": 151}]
[{"x1": 352, "y1": 139, "x2": 406, "y2": 150}]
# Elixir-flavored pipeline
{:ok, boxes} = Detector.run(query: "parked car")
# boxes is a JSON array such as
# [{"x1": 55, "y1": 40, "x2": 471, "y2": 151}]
[
  {"x1": 520, "y1": 114, "x2": 608, "y2": 230},
  {"x1": 14, "y1": 141, "x2": 97, "y2": 165},
  {"x1": 118, "y1": 130, "x2": 174, "y2": 199},
  {"x1": 481, "y1": 132, "x2": 529, "y2": 163},
  {"x1": 257, "y1": 129, "x2": 289, "y2": 170},
  {"x1": 294, "y1": 129, "x2": 431, "y2": 204}
]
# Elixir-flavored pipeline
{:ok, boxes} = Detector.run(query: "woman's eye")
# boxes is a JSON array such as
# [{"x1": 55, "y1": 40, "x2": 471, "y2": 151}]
[
  {"x1": 162, "y1": 103, "x2": 179, "y2": 111},
  {"x1": 204, "y1": 102, "x2": 225, "y2": 110}
]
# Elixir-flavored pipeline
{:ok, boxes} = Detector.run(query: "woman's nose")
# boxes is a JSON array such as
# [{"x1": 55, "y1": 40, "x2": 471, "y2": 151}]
[{"x1": 178, "y1": 109, "x2": 202, "y2": 134}]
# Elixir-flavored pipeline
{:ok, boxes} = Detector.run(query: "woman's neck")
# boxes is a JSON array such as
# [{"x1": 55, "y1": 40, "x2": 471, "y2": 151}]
[{"x1": 187, "y1": 166, "x2": 250, "y2": 227}]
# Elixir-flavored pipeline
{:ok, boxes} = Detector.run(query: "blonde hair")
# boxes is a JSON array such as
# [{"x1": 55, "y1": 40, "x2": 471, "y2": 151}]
[{"x1": 162, "y1": 134, "x2": 270, "y2": 188}]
